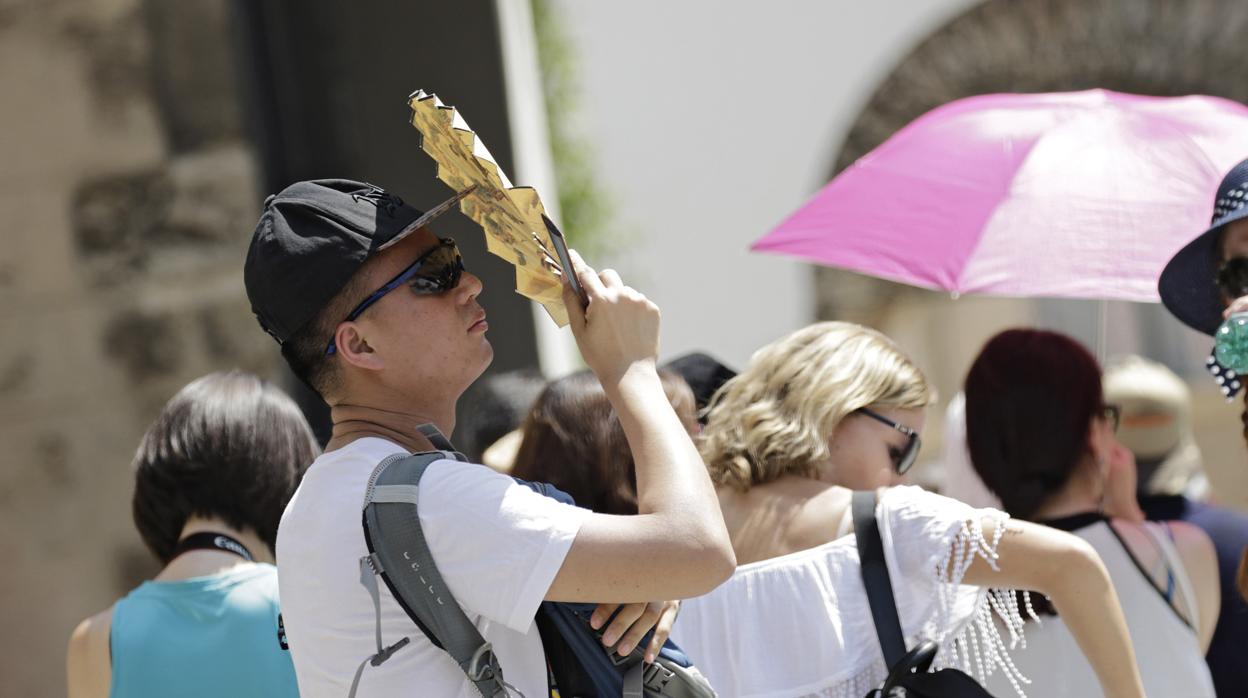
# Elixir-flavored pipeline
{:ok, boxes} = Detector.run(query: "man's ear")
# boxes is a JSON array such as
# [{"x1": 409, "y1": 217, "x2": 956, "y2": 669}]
[{"x1": 334, "y1": 322, "x2": 384, "y2": 371}]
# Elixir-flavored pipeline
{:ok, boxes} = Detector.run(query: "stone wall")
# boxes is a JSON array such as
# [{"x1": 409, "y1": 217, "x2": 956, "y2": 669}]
[{"x1": 0, "y1": 1, "x2": 273, "y2": 695}]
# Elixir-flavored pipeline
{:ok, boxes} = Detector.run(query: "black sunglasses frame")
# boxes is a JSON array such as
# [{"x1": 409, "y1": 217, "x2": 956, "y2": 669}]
[
  {"x1": 325, "y1": 238, "x2": 464, "y2": 356},
  {"x1": 857, "y1": 407, "x2": 922, "y2": 475}
]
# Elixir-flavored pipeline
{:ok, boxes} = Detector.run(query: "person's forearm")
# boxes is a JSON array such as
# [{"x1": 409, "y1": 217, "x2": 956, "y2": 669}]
[
  {"x1": 603, "y1": 363, "x2": 730, "y2": 548},
  {"x1": 1047, "y1": 549, "x2": 1145, "y2": 698},
  {"x1": 968, "y1": 520, "x2": 1144, "y2": 698}
]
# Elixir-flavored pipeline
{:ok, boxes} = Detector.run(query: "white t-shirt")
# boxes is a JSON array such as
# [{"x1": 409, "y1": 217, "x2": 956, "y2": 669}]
[
  {"x1": 673, "y1": 486, "x2": 1031, "y2": 698},
  {"x1": 277, "y1": 437, "x2": 590, "y2": 698}
]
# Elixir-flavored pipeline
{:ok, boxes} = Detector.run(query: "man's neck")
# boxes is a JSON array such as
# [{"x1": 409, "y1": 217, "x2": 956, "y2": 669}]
[{"x1": 327, "y1": 401, "x2": 455, "y2": 454}]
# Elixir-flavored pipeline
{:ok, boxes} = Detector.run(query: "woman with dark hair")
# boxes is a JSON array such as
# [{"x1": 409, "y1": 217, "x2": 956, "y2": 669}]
[
  {"x1": 511, "y1": 369, "x2": 698, "y2": 516},
  {"x1": 67, "y1": 370, "x2": 318, "y2": 698},
  {"x1": 965, "y1": 329, "x2": 1219, "y2": 697},
  {"x1": 508, "y1": 369, "x2": 697, "y2": 662}
]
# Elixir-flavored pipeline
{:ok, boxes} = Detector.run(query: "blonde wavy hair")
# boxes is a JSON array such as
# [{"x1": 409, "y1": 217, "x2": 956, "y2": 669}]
[{"x1": 701, "y1": 322, "x2": 935, "y2": 490}]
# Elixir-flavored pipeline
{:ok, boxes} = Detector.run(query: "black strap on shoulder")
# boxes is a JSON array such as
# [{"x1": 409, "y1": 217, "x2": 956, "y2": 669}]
[
  {"x1": 853, "y1": 490, "x2": 907, "y2": 669},
  {"x1": 170, "y1": 532, "x2": 254, "y2": 562}
]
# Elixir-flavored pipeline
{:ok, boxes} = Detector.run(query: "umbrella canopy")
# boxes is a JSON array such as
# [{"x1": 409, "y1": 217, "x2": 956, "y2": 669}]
[{"x1": 754, "y1": 89, "x2": 1248, "y2": 302}]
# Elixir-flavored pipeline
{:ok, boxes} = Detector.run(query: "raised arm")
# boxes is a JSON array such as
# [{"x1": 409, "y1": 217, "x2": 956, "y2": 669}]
[
  {"x1": 545, "y1": 251, "x2": 735, "y2": 603},
  {"x1": 964, "y1": 518, "x2": 1145, "y2": 698}
]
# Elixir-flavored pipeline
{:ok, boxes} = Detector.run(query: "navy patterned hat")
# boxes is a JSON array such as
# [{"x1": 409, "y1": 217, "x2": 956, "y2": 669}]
[{"x1": 1159, "y1": 158, "x2": 1248, "y2": 335}]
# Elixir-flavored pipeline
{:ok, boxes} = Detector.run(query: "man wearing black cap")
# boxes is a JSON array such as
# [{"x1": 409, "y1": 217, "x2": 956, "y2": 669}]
[{"x1": 245, "y1": 179, "x2": 734, "y2": 697}]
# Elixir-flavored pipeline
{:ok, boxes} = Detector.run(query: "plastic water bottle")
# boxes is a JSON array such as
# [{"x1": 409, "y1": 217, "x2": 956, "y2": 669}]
[
  {"x1": 1216, "y1": 314, "x2": 1248, "y2": 373},
  {"x1": 1215, "y1": 257, "x2": 1248, "y2": 377}
]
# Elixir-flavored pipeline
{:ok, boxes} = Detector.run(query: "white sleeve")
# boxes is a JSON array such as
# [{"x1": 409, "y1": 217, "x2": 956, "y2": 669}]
[
  {"x1": 877, "y1": 485, "x2": 1006, "y2": 592},
  {"x1": 417, "y1": 459, "x2": 591, "y2": 633},
  {"x1": 876, "y1": 485, "x2": 1030, "y2": 691}
]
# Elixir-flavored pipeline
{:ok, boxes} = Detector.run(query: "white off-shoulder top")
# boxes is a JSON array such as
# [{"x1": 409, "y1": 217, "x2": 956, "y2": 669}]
[{"x1": 673, "y1": 486, "x2": 1032, "y2": 698}]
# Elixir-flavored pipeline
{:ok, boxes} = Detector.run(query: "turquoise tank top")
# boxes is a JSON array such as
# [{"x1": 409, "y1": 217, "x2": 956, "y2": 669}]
[{"x1": 109, "y1": 563, "x2": 299, "y2": 698}]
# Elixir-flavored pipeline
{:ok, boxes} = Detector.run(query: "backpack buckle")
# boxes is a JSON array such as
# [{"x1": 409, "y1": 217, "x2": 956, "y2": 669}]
[
  {"x1": 643, "y1": 661, "x2": 675, "y2": 690},
  {"x1": 465, "y1": 642, "x2": 499, "y2": 681}
]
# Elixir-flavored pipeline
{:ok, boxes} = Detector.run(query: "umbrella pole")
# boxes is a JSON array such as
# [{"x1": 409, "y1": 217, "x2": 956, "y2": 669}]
[{"x1": 1096, "y1": 299, "x2": 1108, "y2": 365}]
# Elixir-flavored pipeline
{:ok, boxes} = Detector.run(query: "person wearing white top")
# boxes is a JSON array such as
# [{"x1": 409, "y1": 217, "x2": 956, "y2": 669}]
[
  {"x1": 243, "y1": 180, "x2": 736, "y2": 697},
  {"x1": 964, "y1": 329, "x2": 1218, "y2": 698},
  {"x1": 675, "y1": 322, "x2": 1145, "y2": 698}
]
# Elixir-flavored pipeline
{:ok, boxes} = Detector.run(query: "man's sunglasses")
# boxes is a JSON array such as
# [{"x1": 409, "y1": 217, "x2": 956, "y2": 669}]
[
  {"x1": 325, "y1": 238, "x2": 464, "y2": 356},
  {"x1": 857, "y1": 408, "x2": 922, "y2": 475}
]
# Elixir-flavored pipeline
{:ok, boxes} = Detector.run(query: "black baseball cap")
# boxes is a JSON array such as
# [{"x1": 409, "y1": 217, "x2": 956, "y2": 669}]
[
  {"x1": 244, "y1": 178, "x2": 469, "y2": 344},
  {"x1": 661, "y1": 351, "x2": 738, "y2": 424}
]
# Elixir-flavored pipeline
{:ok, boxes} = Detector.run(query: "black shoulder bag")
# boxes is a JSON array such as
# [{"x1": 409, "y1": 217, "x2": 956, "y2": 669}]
[{"x1": 852, "y1": 490, "x2": 996, "y2": 698}]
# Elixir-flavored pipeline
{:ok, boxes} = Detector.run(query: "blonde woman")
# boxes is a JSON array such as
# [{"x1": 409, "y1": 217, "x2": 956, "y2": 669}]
[{"x1": 672, "y1": 322, "x2": 1144, "y2": 698}]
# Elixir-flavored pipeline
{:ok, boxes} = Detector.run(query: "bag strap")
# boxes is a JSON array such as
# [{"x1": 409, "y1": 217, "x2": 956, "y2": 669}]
[
  {"x1": 417, "y1": 422, "x2": 464, "y2": 456},
  {"x1": 349, "y1": 546, "x2": 413, "y2": 697},
  {"x1": 852, "y1": 490, "x2": 908, "y2": 669},
  {"x1": 1142, "y1": 521, "x2": 1200, "y2": 631},
  {"x1": 354, "y1": 429, "x2": 516, "y2": 697}
]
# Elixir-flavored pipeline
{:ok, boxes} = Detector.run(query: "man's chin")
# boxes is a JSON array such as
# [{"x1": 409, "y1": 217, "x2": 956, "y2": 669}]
[{"x1": 475, "y1": 339, "x2": 495, "y2": 375}]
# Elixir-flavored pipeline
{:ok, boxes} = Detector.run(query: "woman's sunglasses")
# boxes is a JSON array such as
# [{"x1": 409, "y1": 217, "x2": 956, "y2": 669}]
[
  {"x1": 325, "y1": 238, "x2": 464, "y2": 356},
  {"x1": 857, "y1": 408, "x2": 922, "y2": 475},
  {"x1": 1100, "y1": 403, "x2": 1121, "y2": 433}
]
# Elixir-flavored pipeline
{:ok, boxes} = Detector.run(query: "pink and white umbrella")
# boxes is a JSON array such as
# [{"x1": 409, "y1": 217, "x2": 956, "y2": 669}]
[{"x1": 754, "y1": 89, "x2": 1248, "y2": 302}]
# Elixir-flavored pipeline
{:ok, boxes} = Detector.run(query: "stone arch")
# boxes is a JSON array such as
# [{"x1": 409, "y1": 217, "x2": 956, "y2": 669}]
[{"x1": 817, "y1": 0, "x2": 1248, "y2": 322}]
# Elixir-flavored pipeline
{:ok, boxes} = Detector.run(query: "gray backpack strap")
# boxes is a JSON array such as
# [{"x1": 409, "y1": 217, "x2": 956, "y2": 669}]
[
  {"x1": 349, "y1": 551, "x2": 411, "y2": 698},
  {"x1": 623, "y1": 661, "x2": 645, "y2": 698},
  {"x1": 357, "y1": 449, "x2": 519, "y2": 697},
  {"x1": 416, "y1": 422, "x2": 467, "y2": 459}
]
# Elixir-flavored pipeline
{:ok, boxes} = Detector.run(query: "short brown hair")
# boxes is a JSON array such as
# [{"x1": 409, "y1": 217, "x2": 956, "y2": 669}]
[
  {"x1": 280, "y1": 272, "x2": 367, "y2": 398},
  {"x1": 132, "y1": 371, "x2": 319, "y2": 562}
]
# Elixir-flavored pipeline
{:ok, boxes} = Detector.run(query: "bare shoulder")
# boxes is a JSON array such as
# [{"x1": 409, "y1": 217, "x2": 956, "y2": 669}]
[
  {"x1": 1166, "y1": 521, "x2": 1217, "y2": 571},
  {"x1": 1107, "y1": 517, "x2": 1156, "y2": 548},
  {"x1": 1113, "y1": 519, "x2": 1217, "y2": 583},
  {"x1": 719, "y1": 477, "x2": 851, "y2": 563},
  {"x1": 787, "y1": 481, "x2": 853, "y2": 542},
  {"x1": 67, "y1": 607, "x2": 112, "y2": 698},
  {"x1": 68, "y1": 608, "x2": 111, "y2": 660}
]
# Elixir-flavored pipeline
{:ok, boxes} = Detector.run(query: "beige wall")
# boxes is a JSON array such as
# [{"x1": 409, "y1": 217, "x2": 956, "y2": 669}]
[{"x1": 0, "y1": 2, "x2": 274, "y2": 695}]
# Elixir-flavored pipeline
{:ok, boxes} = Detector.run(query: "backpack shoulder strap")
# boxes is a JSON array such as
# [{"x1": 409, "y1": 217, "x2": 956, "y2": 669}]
[
  {"x1": 354, "y1": 443, "x2": 512, "y2": 697},
  {"x1": 852, "y1": 489, "x2": 907, "y2": 669},
  {"x1": 417, "y1": 422, "x2": 466, "y2": 459},
  {"x1": 1142, "y1": 521, "x2": 1200, "y2": 631}
]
